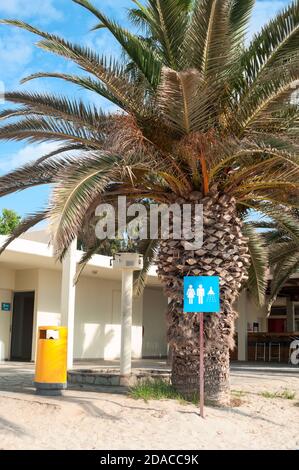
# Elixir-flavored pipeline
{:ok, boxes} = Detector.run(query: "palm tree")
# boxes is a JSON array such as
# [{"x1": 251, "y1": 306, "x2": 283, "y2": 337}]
[{"x1": 0, "y1": 0, "x2": 299, "y2": 405}]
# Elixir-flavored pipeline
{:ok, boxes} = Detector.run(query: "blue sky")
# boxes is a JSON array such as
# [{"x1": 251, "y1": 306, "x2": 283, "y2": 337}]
[{"x1": 0, "y1": 0, "x2": 293, "y2": 217}]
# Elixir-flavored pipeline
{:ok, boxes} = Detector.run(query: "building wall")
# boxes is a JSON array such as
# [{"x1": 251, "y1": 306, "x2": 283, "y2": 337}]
[
  {"x1": 0, "y1": 266, "x2": 15, "y2": 290},
  {"x1": 0, "y1": 263, "x2": 147, "y2": 362},
  {"x1": 0, "y1": 266, "x2": 15, "y2": 360},
  {"x1": 74, "y1": 275, "x2": 143, "y2": 360},
  {"x1": 15, "y1": 269, "x2": 39, "y2": 292},
  {"x1": 236, "y1": 292, "x2": 268, "y2": 334},
  {"x1": 20, "y1": 229, "x2": 51, "y2": 244},
  {"x1": 36, "y1": 269, "x2": 61, "y2": 327},
  {"x1": 142, "y1": 287, "x2": 168, "y2": 357},
  {"x1": 16, "y1": 268, "x2": 144, "y2": 361}
]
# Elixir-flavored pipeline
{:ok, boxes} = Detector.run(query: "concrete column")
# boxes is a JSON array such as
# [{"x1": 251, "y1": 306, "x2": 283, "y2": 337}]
[
  {"x1": 120, "y1": 269, "x2": 133, "y2": 375},
  {"x1": 286, "y1": 298, "x2": 295, "y2": 333},
  {"x1": 166, "y1": 297, "x2": 172, "y2": 366},
  {"x1": 60, "y1": 238, "x2": 77, "y2": 369},
  {"x1": 237, "y1": 290, "x2": 248, "y2": 361}
]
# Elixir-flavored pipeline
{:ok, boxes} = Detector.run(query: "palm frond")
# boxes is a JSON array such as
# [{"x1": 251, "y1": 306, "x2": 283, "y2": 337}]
[
  {"x1": 242, "y1": 222, "x2": 268, "y2": 306},
  {"x1": 239, "y1": 73, "x2": 299, "y2": 132},
  {"x1": 183, "y1": 0, "x2": 232, "y2": 78},
  {"x1": 157, "y1": 66, "x2": 218, "y2": 134},
  {"x1": 20, "y1": 72, "x2": 125, "y2": 110},
  {"x1": 225, "y1": 149, "x2": 299, "y2": 193},
  {"x1": 129, "y1": 0, "x2": 192, "y2": 69},
  {"x1": 134, "y1": 238, "x2": 160, "y2": 296},
  {"x1": 248, "y1": 204, "x2": 299, "y2": 244},
  {"x1": 0, "y1": 150, "x2": 90, "y2": 197},
  {"x1": 242, "y1": 1, "x2": 299, "y2": 85},
  {"x1": 210, "y1": 140, "x2": 299, "y2": 183},
  {"x1": 0, "y1": 19, "x2": 146, "y2": 114},
  {"x1": 34, "y1": 144, "x2": 87, "y2": 165},
  {"x1": 268, "y1": 252, "x2": 299, "y2": 308},
  {"x1": 75, "y1": 239, "x2": 115, "y2": 282},
  {"x1": 269, "y1": 241, "x2": 298, "y2": 264},
  {"x1": 0, "y1": 115, "x2": 103, "y2": 147},
  {"x1": 75, "y1": 243, "x2": 100, "y2": 283},
  {"x1": 229, "y1": 0, "x2": 255, "y2": 44},
  {"x1": 72, "y1": 0, "x2": 162, "y2": 88},
  {"x1": 2, "y1": 91, "x2": 109, "y2": 133},
  {"x1": 49, "y1": 153, "x2": 123, "y2": 256}
]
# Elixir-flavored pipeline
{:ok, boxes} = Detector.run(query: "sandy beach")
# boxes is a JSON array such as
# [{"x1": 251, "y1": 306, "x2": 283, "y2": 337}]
[{"x1": 0, "y1": 368, "x2": 298, "y2": 450}]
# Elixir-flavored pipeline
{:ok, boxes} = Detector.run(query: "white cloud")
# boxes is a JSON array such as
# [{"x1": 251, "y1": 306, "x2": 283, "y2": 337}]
[
  {"x1": 0, "y1": 142, "x2": 60, "y2": 173},
  {"x1": 0, "y1": 31, "x2": 33, "y2": 78},
  {"x1": 0, "y1": 0, "x2": 62, "y2": 22}
]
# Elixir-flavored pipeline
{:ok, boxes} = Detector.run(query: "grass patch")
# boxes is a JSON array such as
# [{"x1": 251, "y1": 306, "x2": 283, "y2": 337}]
[
  {"x1": 129, "y1": 381, "x2": 251, "y2": 407},
  {"x1": 260, "y1": 389, "x2": 296, "y2": 400},
  {"x1": 232, "y1": 389, "x2": 247, "y2": 398},
  {"x1": 129, "y1": 379, "x2": 198, "y2": 404}
]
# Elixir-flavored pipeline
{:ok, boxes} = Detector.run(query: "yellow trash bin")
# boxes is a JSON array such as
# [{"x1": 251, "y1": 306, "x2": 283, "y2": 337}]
[{"x1": 34, "y1": 326, "x2": 68, "y2": 396}]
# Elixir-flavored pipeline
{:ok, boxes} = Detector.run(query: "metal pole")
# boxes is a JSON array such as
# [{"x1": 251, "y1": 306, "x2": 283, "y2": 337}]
[{"x1": 199, "y1": 312, "x2": 205, "y2": 418}]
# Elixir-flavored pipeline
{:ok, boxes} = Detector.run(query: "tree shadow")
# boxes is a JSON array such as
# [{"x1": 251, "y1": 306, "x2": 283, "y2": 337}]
[
  {"x1": 50, "y1": 394, "x2": 121, "y2": 420},
  {"x1": 61, "y1": 393, "x2": 171, "y2": 414},
  {"x1": 178, "y1": 406, "x2": 284, "y2": 426},
  {"x1": 0, "y1": 416, "x2": 30, "y2": 437}
]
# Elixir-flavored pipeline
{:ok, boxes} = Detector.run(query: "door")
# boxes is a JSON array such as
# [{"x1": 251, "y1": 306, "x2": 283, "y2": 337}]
[
  {"x1": 10, "y1": 292, "x2": 34, "y2": 361},
  {"x1": 268, "y1": 318, "x2": 286, "y2": 333}
]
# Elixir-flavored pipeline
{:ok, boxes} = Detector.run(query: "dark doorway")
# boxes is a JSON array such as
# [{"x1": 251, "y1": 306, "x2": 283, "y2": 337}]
[{"x1": 10, "y1": 292, "x2": 34, "y2": 361}]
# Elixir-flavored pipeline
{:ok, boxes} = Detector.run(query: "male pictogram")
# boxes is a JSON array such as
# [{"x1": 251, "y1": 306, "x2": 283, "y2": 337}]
[{"x1": 197, "y1": 284, "x2": 205, "y2": 304}]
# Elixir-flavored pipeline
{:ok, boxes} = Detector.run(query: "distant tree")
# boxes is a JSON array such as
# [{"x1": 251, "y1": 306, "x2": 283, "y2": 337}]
[{"x1": 0, "y1": 209, "x2": 21, "y2": 235}]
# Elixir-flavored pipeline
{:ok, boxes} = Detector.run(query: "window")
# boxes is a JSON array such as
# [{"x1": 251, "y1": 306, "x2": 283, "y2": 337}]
[{"x1": 270, "y1": 306, "x2": 286, "y2": 316}]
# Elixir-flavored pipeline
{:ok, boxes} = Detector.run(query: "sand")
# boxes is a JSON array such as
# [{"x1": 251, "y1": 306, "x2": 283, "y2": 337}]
[{"x1": 0, "y1": 370, "x2": 298, "y2": 450}]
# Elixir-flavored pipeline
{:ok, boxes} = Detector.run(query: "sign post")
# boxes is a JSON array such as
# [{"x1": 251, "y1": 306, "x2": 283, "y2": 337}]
[
  {"x1": 199, "y1": 311, "x2": 204, "y2": 418},
  {"x1": 184, "y1": 276, "x2": 220, "y2": 418}
]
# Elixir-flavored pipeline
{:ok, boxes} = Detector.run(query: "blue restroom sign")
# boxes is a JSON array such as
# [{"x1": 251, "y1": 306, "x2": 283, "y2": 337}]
[{"x1": 184, "y1": 276, "x2": 220, "y2": 313}]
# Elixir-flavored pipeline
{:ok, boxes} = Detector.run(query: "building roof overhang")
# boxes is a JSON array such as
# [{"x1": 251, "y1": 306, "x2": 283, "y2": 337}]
[{"x1": 0, "y1": 235, "x2": 161, "y2": 286}]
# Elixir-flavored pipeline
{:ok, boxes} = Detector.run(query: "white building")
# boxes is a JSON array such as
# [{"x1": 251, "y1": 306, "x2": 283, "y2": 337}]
[
  {"x1": 0, "y1": 229, "x2": 298, "y2": 364},
  {"x1": 0, "y1": 230, "x2": 168, "y2": 363}
]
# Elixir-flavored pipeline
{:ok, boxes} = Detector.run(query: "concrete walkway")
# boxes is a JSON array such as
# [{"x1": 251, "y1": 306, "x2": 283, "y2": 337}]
[
  {"x1": 0, "y1": 359, "x2": 298, "y2": 393},
  {"x1": 0, "y1": 359, "x2": 170, "y2": 393},
  {"x1": 231, "y1": 361, "x2": 299, "y2": 376}
]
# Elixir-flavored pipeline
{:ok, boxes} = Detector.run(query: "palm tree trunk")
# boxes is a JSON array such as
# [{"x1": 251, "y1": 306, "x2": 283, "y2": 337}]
[{"x1": 157, "y1": 187, "x2": 250, "y2": 406}]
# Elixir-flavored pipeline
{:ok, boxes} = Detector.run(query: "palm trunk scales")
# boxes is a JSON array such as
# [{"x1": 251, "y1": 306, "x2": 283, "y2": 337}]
[{"x1": 157, "y1": 187, "x2": 250, "y2": 405}]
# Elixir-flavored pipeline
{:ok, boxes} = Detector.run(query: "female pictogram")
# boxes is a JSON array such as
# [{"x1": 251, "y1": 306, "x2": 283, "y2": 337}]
[{"x1": 186, "y1": 284, "x2": 196, "y2": 304}]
